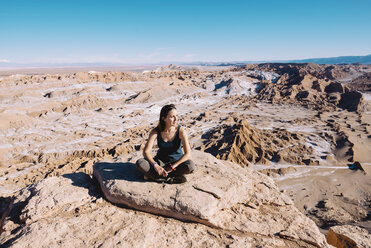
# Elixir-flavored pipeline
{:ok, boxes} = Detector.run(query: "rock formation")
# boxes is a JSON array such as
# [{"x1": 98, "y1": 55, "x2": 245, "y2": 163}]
[
  {"x1": 244, "y1": 63, "x2": 366, "y2": 112},
  {"x1": 202, "y1": 119, "x2": 316, "y2": 166},
  {"x1": 326, "y1": 225, "x2": 370, "y2": 248},
  {"x1": 1, "y1": 151, "x2": 328, "y2": 247},
  {"x1": 93, "y1": 150, "x2": 328, "y2": 247}
]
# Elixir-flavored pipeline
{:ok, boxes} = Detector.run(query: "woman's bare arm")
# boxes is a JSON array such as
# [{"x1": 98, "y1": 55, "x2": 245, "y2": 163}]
[{"x1": 143, "y1": 128, "x2": 157, "y2": 165}]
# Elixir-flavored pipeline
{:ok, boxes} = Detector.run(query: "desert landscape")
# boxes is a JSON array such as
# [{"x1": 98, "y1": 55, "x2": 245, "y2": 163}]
[{"x1": 0, "y1": 63, "x2": 370, "y2": 247}]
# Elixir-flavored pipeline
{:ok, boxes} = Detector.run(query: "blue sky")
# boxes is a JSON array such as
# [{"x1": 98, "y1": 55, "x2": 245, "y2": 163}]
[{"x1": 1, "y1": 0, "x2": 370, "y2": 64}]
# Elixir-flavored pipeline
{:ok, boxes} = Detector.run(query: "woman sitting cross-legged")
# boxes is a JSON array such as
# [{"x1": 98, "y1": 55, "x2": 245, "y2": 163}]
[{"x1": 136, "y1": 104, "x2": 195, "y2": 184}]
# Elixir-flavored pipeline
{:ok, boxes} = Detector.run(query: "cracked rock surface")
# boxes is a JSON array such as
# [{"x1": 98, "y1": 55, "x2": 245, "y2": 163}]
[
  {"x1": 93, "y1": 150, "x2": 328, "y2": 247},
  {"x1": 1, "y1": 151, "x2": 329, "y2": 247}
]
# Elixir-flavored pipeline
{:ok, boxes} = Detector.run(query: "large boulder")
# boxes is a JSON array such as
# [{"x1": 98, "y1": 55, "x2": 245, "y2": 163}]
[
  {"x1": 1, "y1": 152, "x2": 329, "y2": 247},
  {"x1": 326, "y1": 225, "x2": 371, "y2": 248},
  {"x1": 93, "y1": 150, "x2": 328, "y2": 247}
]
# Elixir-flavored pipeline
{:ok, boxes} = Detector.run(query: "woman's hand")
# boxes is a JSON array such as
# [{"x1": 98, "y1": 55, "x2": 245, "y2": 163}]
[
  {"x1": 154, "y1": 164, "x2": 168, "y2": 177},
  {"x1": 164, "y1": 163, "x2": 176, "y2": 173}
]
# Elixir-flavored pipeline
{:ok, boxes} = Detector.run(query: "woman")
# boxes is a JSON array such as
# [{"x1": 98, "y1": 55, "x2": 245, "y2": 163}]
[{"x1": 136, "y1": 104, "x2": 195, "y2": 183}]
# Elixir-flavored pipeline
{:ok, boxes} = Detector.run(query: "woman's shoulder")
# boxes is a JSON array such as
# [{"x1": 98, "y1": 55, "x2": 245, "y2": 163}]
[
  {"x1": 178, "y1": 126, "x2": 187, "y2": 135},
  {"x1": 149, "y1": 128, "x2": 159, "y2": 136}
]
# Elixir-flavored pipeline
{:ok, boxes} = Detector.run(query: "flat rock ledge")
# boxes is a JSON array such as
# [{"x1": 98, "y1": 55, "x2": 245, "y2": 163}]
[{"x1": 94, "y1": 150, "x2": 328, "y2": 247}]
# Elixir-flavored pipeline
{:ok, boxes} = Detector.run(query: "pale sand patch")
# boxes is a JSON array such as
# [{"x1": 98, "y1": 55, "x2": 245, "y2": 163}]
[{"x1": 276, "y1": 167, "x2": 371, "y2": 232}]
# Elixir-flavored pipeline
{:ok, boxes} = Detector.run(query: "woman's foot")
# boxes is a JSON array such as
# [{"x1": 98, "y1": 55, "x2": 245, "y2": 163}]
[
  {"x1": 165, "y1": 175, "x2": 187, "y2": 184},
  {"x1": 144, "y1": 175, "x2": 187, "y2": 184}
]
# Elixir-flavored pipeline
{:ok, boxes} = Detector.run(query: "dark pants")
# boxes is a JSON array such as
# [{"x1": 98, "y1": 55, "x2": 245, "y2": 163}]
[{"x1": 136, "y1": 158, "x2": 195, "y2": 179}]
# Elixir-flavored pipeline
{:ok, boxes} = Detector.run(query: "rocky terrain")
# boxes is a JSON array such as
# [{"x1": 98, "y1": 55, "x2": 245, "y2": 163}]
[{"x1": 0, "y1": 63, "x2": 370, "y2": 247}]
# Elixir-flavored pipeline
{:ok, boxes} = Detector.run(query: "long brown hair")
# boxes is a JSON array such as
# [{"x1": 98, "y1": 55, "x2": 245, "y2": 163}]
[{"x1": 156, "y1": 104, "x2": 176, "y2": 132}]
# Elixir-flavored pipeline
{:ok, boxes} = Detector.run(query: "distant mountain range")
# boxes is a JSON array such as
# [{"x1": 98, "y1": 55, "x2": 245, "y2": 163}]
[
  {"x1": 286, "y1": 54, "x2": 371, "y2": 64},
  {"x1": 187, "y1": 54, "x2": 371, "y2": 66}
]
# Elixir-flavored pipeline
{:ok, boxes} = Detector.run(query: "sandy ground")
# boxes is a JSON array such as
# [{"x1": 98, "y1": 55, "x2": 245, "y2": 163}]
[
  {"x1": 0, "y1": 64, "x2": 370, "y2": 234},
  {"x1": 277, "y1": 167, "x2": 371, "y2": 233}
]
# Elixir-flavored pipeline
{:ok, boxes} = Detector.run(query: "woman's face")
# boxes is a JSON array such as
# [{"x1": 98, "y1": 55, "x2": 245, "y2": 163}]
[{"x1": 163, "y1": 109, "x2": 178, "y2": 128}]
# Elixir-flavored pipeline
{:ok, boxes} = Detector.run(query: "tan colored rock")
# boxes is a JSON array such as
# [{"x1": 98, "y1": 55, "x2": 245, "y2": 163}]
[
  {"x1": 326, "y1": 225, "x2": 371, "y2": 248},
  {"x1": 202, "y1": 119, "x2": 314, "y2": 166},
  {"x1": 74, "y1": 72, "x2": 90, "y2": 81},
  {"x1": 258, "y1": 166, "x2": 297, "y2": 177},
  {"x1": 1, "y1": 152, "x2": 328, "y2": 247},
  {"x1": 19, "y1": 173, "x2": 95, "y2": 223},
  {"x1": 94, "y1": 150, "x2": 328, "y2": 247},
  {"x1": 2, "y1": 201, "x2": 303, "y2": 248}
]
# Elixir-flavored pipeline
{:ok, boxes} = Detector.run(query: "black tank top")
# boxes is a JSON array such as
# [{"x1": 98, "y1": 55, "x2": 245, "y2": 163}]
[{"x1": 156, "y1": 125, "x2": 183, "y2": 163}]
